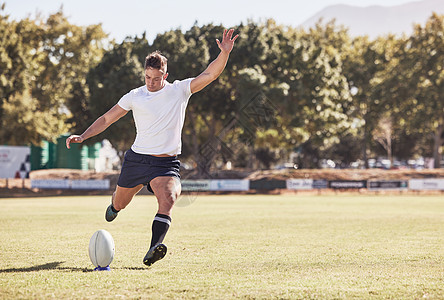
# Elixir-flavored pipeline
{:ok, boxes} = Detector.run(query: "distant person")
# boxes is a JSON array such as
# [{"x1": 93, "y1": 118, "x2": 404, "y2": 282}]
[{"x1": 66, "y1": 29, "x2": 238, "y2": 266}]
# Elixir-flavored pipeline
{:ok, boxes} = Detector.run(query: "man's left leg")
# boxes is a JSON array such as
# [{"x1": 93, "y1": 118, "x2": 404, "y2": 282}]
[{"x1": 143, "y1": 176, "x2": 181, "y2": 266}]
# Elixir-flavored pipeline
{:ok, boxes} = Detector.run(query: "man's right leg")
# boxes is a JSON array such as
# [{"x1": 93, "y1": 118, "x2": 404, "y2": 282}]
[{"x1": 105, "y1": 184, "x2": 144, "y2": 222}]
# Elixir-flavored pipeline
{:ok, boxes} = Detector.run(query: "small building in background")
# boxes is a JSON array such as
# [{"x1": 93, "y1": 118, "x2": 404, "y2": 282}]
[{"x1": 30, "y1": 134, "x2": 101, "y2": 171}]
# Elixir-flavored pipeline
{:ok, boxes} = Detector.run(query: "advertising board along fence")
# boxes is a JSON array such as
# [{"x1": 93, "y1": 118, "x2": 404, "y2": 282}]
[
  {"x1": 368, "y1": 180, "x2": 409, "y2": 191},
  {"x1": 409, "y1": 179, "x2": 444, "y2": 191},
  {"x1": 31, "y1": 179, "x2": 110, "y2": 190},
  {"x1": 26, "y1": 178, "x2": 444, "y2": 193}
]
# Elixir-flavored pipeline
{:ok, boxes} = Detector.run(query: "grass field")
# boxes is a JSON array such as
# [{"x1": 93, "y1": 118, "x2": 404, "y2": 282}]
[{"x1": 0, "y1": 194, "x2": 443, "y2": 299}]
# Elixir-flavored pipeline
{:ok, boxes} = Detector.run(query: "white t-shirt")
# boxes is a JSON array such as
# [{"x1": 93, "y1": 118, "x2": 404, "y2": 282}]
[{"x1": 117, "y1": 78, "x2": 194, "y2": 155}]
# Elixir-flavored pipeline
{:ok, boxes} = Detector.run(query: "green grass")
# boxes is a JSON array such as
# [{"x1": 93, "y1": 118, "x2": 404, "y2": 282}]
[{"x1": 0, "y1": 194, "x2": 443, "y2": 299}]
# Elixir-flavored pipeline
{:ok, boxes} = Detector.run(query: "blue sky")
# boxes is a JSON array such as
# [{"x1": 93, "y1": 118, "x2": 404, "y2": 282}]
[{"x1": 4, "y1": 0, "x2": 415, "y2": 42}]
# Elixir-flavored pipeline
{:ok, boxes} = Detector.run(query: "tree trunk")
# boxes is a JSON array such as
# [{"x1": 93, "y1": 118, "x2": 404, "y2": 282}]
[
  {"x1": 363, "y1": 120, "x2": 369, "y2": 169},
  {"x1": 432, "y1": 122, "x2": 443, "y2": 169}
]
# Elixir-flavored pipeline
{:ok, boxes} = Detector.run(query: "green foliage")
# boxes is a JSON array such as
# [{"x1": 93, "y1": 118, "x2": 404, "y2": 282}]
[
  {"x1": 0, "y1": 7, "x2": 107, "y2": 145},
  {"x1": 0, "y1": 10, "x2": 29, "y2": 128},
  {"x1": 0, "y1": 91, "x2": 68, "y2": 144},
  {"x1": 402, "y1": 13, "x2": 444, "y2": 167},
  {"x1": 86, "y1": 40, "x2": 144, "y2": 153},
  {"x1": 271, "y1": 20, "x2": 354, "y2": 168},
  {"x1": 1, "y1": 8, "x2": 442, "y2": 168},
  {"x1": 342, "y1": 36, "x2": 396, "y2": 166}
]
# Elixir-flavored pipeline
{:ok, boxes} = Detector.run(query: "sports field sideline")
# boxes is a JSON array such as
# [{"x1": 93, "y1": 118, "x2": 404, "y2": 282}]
[{"x1": 0, "y1": 194, "x2": 443, "y2": 299}]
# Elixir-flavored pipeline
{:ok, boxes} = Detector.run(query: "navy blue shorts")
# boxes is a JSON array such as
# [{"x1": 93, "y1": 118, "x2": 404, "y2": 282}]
[{"x1": 117, "y1": 149, "x2": 180, "y2": 193}]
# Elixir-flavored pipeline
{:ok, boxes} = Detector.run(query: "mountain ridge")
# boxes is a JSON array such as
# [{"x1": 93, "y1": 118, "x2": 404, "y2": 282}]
[{"x1": 302, "y1": 0, "x2": 444, "y2": 37}]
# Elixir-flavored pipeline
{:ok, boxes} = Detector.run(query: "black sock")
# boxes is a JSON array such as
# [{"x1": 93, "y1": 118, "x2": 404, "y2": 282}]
[
  {"x1": 150, "y1": 214, "x2": 171, "y2": 248},
  {"x1": 111, "y1": 204, "x2": 119, "y2": 213}
]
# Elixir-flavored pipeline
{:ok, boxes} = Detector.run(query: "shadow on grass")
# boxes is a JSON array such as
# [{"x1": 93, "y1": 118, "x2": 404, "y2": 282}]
[
  {"x1": 118, "y1": 267, "x2": 146, "y2": 271},
  {"x1": 0, "y1": 261, "x2": 92, "y2": 273},
  {"x1": 0, "y1": 262, "x2": 148, "y2": 273}
]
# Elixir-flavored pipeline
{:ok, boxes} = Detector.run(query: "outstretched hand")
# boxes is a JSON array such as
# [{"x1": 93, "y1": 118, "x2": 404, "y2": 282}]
[
  {"x1": 216, "y1": 29, "x2": 239, "y2": 54},
  {"x1": 66, "y1": 135, "x2": 84, "y2": 149}
]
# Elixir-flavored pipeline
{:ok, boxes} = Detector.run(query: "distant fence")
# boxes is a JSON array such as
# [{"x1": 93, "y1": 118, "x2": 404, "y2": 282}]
[
  {"x1": 181, "y1": 178, "x2": 444, "y2": 192},
  {"x1": 26, "y1": 178, "x2": 444, "y2": 192}
]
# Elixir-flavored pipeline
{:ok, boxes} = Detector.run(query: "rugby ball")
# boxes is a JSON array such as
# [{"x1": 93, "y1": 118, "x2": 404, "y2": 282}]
[{"x1": 88, "y1": 229, "x2": 115, "y2": 268}]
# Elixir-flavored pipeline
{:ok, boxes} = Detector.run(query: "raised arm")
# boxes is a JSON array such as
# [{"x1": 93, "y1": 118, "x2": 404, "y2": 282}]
[
  {"x1": 66, "y1": 104, "x2": 128, "y2": 149},
  {"x1": 190, "y1": 29, "x2": 239, "y2": 94}
]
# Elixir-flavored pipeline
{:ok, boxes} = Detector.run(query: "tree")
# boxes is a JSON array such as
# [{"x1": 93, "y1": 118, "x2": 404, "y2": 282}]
[
  {"x1": 403, "y1": 13, "x2": 444, "y2": 168},
  {"x1": 0, "y1": 91, "x2": 67, "y2": 145},
  {"x1": 67, "y1": 35, "x2": 145, "y2": 136},
  {"x1": 372, "y1": 115, "x2": 393, "y2": 163},
  {"x1": 149, "y1": 24, "x2": 260, "y2": 175},
  {"x1": 86, "y1": 40, "x2": 144, "y2": 155},
  {"x1": 380, "y1": 14, "x2": 444, "y2": 168},
  {"x1": 277, "y1": 20, "x2": 353, "y2": 167},
  {"x1": 0, "y1": 6, "x2": 28, "y2": 131},
  {"x1": 0, "y1": 8, "x2": 69, "y2": 145},
  {"x1": 193, "y1": 21, "x2": 287, "y2": 172},
  {"x1": 0, "y1": 7, "x2": 107, "y2": 145},
  {"x1": 342, "y1": 35, "x2": 401, "y2": 167},
  {"x1": 32, "y1": 10, "x2": 107, "y2": 131}
]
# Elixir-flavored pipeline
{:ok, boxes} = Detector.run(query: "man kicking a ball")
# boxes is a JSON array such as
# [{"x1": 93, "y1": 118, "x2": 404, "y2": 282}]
[{"x1": 66, "y1": 29, "x2": 238, "y2": 266}]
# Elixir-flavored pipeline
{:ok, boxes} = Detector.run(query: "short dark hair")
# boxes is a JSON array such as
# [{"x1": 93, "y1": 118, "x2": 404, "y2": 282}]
[{"x1": 144, "y1": 50, "x2": 167, "y2": 72}]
